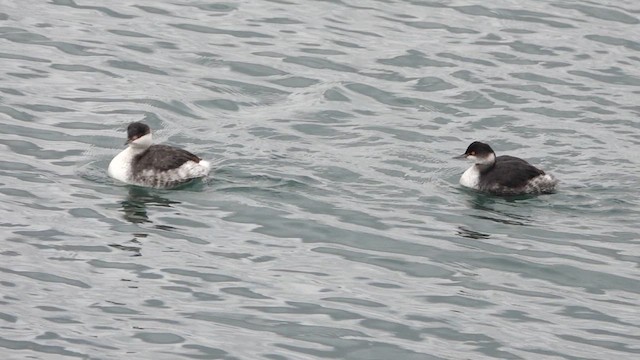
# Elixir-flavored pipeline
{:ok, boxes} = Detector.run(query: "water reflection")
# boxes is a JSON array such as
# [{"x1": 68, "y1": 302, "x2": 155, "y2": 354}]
[
  {"x1": 110, "y1": 187, "x2": 181, "y2": 256},
  {"x1": 108, "y1": 236, "x2": 144, "y2": 256},
  {"x1": 457, "y1": 226, "x2": 491, "y2": 239},
  {"x1": 119, "y1": 186, "x2": 180, "y2": 224},
  {"x1": 467, "y1": 192, "x2": 532, "y2": 226}
]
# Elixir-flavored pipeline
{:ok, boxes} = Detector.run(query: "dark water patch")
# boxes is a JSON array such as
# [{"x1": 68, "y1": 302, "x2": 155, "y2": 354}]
[
  {"x1": 0, "y1": 88, "x2": 25, "y2": 96},
  {"x1": 324, "y1": 88, "x2": 351, "y2": 101},
  {"x1": 450, "y1": 70, "x2": 484, "y2": 84},
  {"x1": 558, "y1": 305, "x2": 635, "y2": 326},
  {"x1": 422, "y1": 295, "x2": 494, "y2": 308},
  {"x1": 107, "y1": 60, "x2": 168, "y2": 75},
  {"x1": 119, "y1": 44, "x2": 153, "y2": 53},
  {"x1": 378, "y1": 50, "x2": 456, "y2": 68},
  {"x1": 585, "y1": 35, "x2": 640, "y2": 51},
  {"x1": 345, "y1": 82, "x2": 460, "y2": 113},
  {"x1": 552, "y1": 3, "x2": 638, "y2": 24},
  {"x1": 30, "y1": 243, "x2": 111, "y2": 253},
  {"x1": 88, "y1": 259, "x2": 151, "y2": 272},
  {"x1": 541, "y1": 61, "x2": 571, "y2": 68},
  {"x1": 359, "y1": 318, "x2": 423, "y2": 341},
  {"x1": 0, "y1": 312, "x2": 17, "y2": 322},
  {"x1": 437, "y1": 53, "x2": 497, "y2": 67},
  {"x1": 0, "y1": 105, "x2": 35, "y2": 121},
  {"x1": 7, "y1": 71, "x2": 48, "y2": 80},
  {"x1": 521, "y1": 107, "x2": 583, "y2": 118},
  {"x1": 0, "y1": 28, "x2": 104, "y2": 55},
  {"x1": 194, "y1": 99, "x2": 240, "y2": 111},
  {"x1": 313, "y1": 247, "x2": 454, "y2": 278},
  {"x1": 397, "y1": 20, "x2": 479, "y2": 34},
  {"x1": 444, "y1": 277, "x2": 563, "y2": 300},
  {"x1": 0, "y1": 124, "x2": 79, "y2": 144},
  {"x1": 0, "y1": 336, "x2": 89, "y2": 358},
  {"x1": 557, "y1": 334, "x2": 640, "y2": 355},
  {"x1": 155, "y1": 41, "x2": 178, "y2": 49},
  {"x1": 323, "y1": 297, "x2": 386, "y2": 308},
  {"x1": 186, "y1": 312, "x2": 439, "y2": 359},
  {"x1": 0, "y1": 267, "x2": 90, "y2": 288},
  {"x1": 0, "y1": 187, "x2": 36, "y2": 198},
  {"x1": 162, "y1": 268, "x2": 240, "y2": 283},
  {"x1": 202, "y1": 77, "x2": 290, "y2": 96},
  {"x1": 0, "y1": 52, "x2": 50, "y2": 63},
  {"x1": 300, "y1": 47, "x2": 346, "y2": 55},
  {"x1": 325, "y1": 25, "x2": 383, "y2": 38},
  {"x1": 501, "y1": 28, "x2": 536, "y2": 34},
  {"x1": 283, "y1": 55, "x2": 357, "y2": 72},
  {"x1": 568, "y1": 70, "x2": 640, "y2": 86},
  {"x1": 414, "y1": 77, "x2": 456, "y2": 92},
  {"x1": 508, "y1": 41, "x2": 557, "y2": 56},
  {"x1": 510, "y1": 72, "x2": 577, "y2": 85},
  {"x1": 174, "y1": 344, "x2": 232, "y2": 359},
  {"x1": 332, "y1": 39, "x2": 365, "y2": 49},
  {"x1": 51, "y1": 0, "x2": 135, "y2": 18},
  {"x1": 17, "y1": 104, "x2": 74, "y2": 112},
  {"x1": 222, "y1": 287, "x2": 272, "y2": 299},
  {"x1": 482, "y1": 89, "x2": 529, "y2": 104},
  {"x1": 253, "y1": 50, "x2": 287, "y2": 58},
  {"x1": 451, "y1": 91, "x2": 497, "y2": 109},
  {"x1": 36, "y1": 331, "x2": 119, "y2": 350},
  {"x1": 170, "y1": 23, "x2": 274, "y2": 38},
  {"x1": 291, "y1": 123, "x2": 342, "y2": 137},
  {"x1": 108, "y1": 29, "x2": 152, "y2": 38},
  {"x1": 184, "y1": 2, "x2": 238, "y2": 12},
  {"x1": 579, "y1": 106, "x2": 616, "y2": 115},
  {"x1": 58, "y1": 96, "x2": 202, "y2": 119},
  {"x1": 257, "y1": 17, "x2": 304, "y2": 25},
  {"x1": 360, "y1": 126, "x2": 437, "y2": 143},
  {"x1": 133, "y1": 332, "x2": 185, "y2": 344},
  {"x1": 489, "y1": 51, "x2": 539, "y2": 65},
  {"x1": 226, "y1": 61, "x2": 287, "y2": 76},
  {"x1": 270, "y1": 76, "x2": 319, "y2": 88},
  {"x1": 244, "y1": 301, "x2": 362, "y2": 320},
  {"x1": 0, "y1": 26, "x2": 48, "y2": 41},
  {"x1": 92, "y1": 305, "x2": 140, "y2": 315},
  {"x1": 360, "y1": 69, "x2": 415, "y2": 83},
  {"x1": 453, "y1": 5, "x2": 575, "y2": 28},
  {"x1": 132, "y1": 5, "x2": 172, "y2": 15},
  {"x1": 496, "y1": 310, "x2": 553, "y2": 323},
  {"x1": 464, "y1": 254, "x2": 640, "y2": 294}
]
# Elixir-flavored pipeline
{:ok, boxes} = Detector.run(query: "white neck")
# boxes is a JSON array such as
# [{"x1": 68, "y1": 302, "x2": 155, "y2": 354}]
[
  {"x1": 130, "y1": 133, "x2": 152, "y2": 150},
  {"x1": 469, "y1": 153, "x2": 495, "y2": 166}
]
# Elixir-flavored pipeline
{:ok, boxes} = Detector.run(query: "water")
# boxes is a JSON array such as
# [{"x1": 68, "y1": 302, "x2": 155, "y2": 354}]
[{"x1": 1, "y1": 0, "x2": 639, "y2": 359}]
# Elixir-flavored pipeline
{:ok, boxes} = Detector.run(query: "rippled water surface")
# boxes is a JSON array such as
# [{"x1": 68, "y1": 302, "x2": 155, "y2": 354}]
[{"x1": 1, "y1": 0, "x2": 639, "y2": 359}]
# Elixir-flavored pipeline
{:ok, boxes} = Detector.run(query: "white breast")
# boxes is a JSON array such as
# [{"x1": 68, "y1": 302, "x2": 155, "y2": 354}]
[
  {"x1": 108, "y1": 148, "x2": 135, "y2": 183},
  {"x1": 459, "y1": 165, "x2": 480, "y2": 189}
]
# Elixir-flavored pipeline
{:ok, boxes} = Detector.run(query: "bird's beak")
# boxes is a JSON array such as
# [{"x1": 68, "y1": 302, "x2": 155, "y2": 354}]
[
  {"x1": 453, "y1": 154, "x2": 467, "y2": 159},
  {"x1": 125, "y1": 135, "x2": 139, "y2": 145}
]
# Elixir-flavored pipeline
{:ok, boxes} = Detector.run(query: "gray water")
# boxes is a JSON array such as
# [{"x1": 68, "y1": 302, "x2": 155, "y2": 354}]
[{"x1": 1, "y1": 0, "x2": 639, "y2": 359}]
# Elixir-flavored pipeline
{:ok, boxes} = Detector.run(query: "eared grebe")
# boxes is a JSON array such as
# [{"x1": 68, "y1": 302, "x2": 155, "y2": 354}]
[
  {"x1": 108, "y1": 122, "x2": 211, "y2": 188},
  {"x1": 456, "y1": 141, "x2": 557, "y2": 195}
]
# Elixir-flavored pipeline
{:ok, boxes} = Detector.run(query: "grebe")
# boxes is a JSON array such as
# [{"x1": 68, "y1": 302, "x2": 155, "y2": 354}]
[
  {"x1": 108, "y1": 122, "x2": 211, "y2": 188},
  {"x1": 457, "y1": 141, "x2": 557, "y2": 195}
]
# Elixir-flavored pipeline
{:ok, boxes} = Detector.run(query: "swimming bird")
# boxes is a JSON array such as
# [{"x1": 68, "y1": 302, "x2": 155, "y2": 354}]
[
  {"x1": 108, "y1": 122, "x2": 211, "y2": 188},
  {"x1": 457, "y1": 141, "x2": 557, "y2": 195}
]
